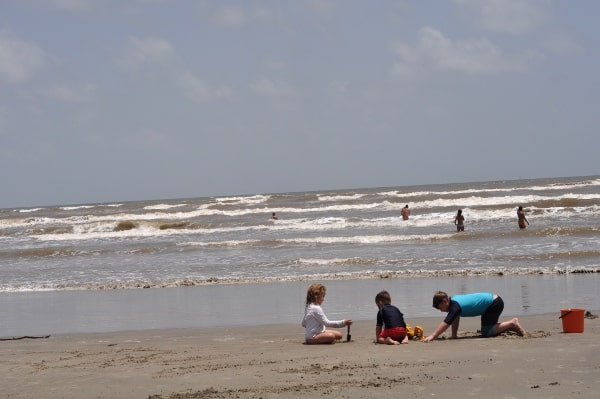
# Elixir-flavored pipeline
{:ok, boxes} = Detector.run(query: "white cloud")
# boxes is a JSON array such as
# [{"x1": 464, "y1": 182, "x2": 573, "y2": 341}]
[
  {"x1": 212, "y1": 7, "x2": 247, "y2": 28},
  {"x1": 41, "y1": 83, "x2": 96, "y2": 102},
  {"x1": 392, "y1": 27, "x2": 527, "y2": 77},
  {"x1": 542, "y1": 34, "x2": 586, "y2": 56},
  {"x1": 117, "y1": 36, "x2": 232, "y2": 103},
  {"x1": 0, "y1": 106, "x2": 6, "y2": 131},
  {"x1": 176, "y1": 71, "x2": 211, "y2": 102},
  {"x1": 48, "y1": 0, "x2": 93, "y2": 11},
  {"x1": 211, "y1": 5, "x2": 274, "y2": 28},
  {"x1": 134, "y1": 0, "x2": 173, "y2": 4},
  {"x1": 305, "y1": 0, "x2": 336, "y2": 15},
  {"x1": 0, "y1": 30, "x2": 46, "y2": 85},
  {"x1": 249, "y1": 76, "x2": 299, "y2": 99},
  {"x1": 455, "y1": 0, "x2": 549, "y2": 34},
  {"x1": 119, "y1": 36, "x2": 177, "y2": 71},
  {"x1": 330, "y1": 80, "x2": 350, "y2": 94},
  {"x1": 176, "y1": 71, "x2": 234, "y2": 102},
  {"x1": 124, "y1": 128, "x2": 171, "y2": 150},
  {"x1": 214, "y1": 86, "x2": 235, "y2": 101},
  {"x1": 264, "y1": 60, "x2": 287, "y2": 72}
]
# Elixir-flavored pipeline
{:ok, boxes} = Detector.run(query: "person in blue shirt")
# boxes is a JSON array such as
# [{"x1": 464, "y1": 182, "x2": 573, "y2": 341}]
[{"x1": 421, "y1": 291, "x2": 526, "y2": 342}]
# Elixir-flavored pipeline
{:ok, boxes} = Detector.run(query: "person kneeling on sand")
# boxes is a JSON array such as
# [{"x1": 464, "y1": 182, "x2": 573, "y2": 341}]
[
  {"x1": 302, "y1": 284, "x2": 352, "y2": 344},
  {"x1": 421, "y1": 291, "x2": 526, "y2": 342},
  {"x1": 375, "y1": 290, "x2": 409, "y2": 345}
]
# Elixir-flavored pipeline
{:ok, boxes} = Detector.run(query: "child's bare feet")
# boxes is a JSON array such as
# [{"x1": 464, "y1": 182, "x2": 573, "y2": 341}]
[{"x1": 513, "y1": 318, "x2": 527, "y2": 336}]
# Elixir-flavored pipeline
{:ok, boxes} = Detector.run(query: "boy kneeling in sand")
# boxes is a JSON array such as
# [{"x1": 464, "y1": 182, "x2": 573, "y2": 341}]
[
  {"x1": 422, "y1": 291, "x2": 526, "y2": 342},
  {"x1": 375, "y1": 290, "x2": 409, "y2": 345}
]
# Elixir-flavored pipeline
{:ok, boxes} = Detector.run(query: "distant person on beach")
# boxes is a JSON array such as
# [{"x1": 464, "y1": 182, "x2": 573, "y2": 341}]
[
  {"x1": 375, "y1": 290, "x2": 409, "y2": 345},
  {"x1": 271, "y1": 212, "x2": 278, "y2": 220},
  {"x1": 401, "y1": 204, "x2": 410, "y2": 220},
  {"x1": 302, "y1": 284, "x2": 352, "y2": 344},
  {"x1": 421, "y1": 291, "x2": 526, "y2": 342},
  {"x1": 454, "y1": 209, "x2": 465, "y2": 232},
  {"x1": 517, "y1": 206, "x2": 529, "y2": 229}
]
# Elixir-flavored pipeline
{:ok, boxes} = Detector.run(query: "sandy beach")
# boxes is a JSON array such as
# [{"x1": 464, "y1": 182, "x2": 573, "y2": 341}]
[{"x1": 2, "y1": 312, "x2": 598, "y2": 398}]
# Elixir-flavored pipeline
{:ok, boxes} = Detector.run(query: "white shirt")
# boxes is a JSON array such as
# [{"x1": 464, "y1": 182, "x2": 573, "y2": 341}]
[{"x1": 302, "y1": 303, "x2": 345, "y2": 339}]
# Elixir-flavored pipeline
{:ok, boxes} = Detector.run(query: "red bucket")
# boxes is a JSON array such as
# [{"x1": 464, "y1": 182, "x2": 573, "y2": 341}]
[{"x1": 560, "y1": 308, "x2": 585, "y2": 333}]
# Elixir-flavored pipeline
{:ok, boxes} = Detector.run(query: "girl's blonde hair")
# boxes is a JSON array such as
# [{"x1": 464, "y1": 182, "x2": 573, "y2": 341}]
[{"x1": 305, "y1": 283, "x2": 326, "y2": 306}]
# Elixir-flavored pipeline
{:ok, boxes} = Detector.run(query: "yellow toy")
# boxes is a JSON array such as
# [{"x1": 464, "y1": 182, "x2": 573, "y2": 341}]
[{"x1": 406, "y1": 324, "x2": 424, "y2": 340}]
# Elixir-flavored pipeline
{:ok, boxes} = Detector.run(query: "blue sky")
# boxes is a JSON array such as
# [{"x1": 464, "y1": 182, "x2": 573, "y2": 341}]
[{"x1": 1, "y1": 0, "x2": 598, "y2": 208}]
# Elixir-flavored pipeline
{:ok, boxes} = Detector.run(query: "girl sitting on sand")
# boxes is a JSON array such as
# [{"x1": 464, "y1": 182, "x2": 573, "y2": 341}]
[{"x1": 302, "y1": 283, "x2": 352, "y2": 344}]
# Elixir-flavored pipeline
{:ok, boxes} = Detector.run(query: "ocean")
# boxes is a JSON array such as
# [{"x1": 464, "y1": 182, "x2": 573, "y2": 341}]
[{"x1": 1, "y1": 175, "x2": 599, "y2": 336}]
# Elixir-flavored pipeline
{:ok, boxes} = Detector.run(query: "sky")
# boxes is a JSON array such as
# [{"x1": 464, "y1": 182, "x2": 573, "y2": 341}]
[{"x1": 1, "y1": 0, "x2": 598, "y2": 208}]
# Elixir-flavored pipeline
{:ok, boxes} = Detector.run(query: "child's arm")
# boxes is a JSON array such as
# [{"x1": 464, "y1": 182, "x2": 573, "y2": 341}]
[
  {"x1": 375, "y1": 325, "x2": 382, "y2": 341},
  {"x1": 313, "y1": 306, "x2": 346, "y2": 328},
  {"x1": 422, "y1": 321, "x2": 450, "y2": 342},
  {"x1": 451, "y1": 317, "x2": 460, "y2": 338}
]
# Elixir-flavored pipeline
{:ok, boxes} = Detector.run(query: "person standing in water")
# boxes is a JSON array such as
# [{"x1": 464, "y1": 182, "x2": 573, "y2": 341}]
[
  {"x1": 517, "y1": 206, "x2": 529, "y2": 229},
  {"x1": 401, "y1": 204, "x2": 410, "y2": 220},
  {"x1": 454, "y1": 209, "x2": 465, "y2": 232}
]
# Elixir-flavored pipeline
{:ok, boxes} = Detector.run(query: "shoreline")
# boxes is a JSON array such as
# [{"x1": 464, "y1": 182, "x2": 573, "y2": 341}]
[
  {"x1": 3, "y1": 266, "x2": 600, "y2": 292},
  {"x1": 3, "y1": 274, "x2": 598, "y2": 337},
  {"x1": 2, "y1": 312, "x2": 599, "y2": 398}
]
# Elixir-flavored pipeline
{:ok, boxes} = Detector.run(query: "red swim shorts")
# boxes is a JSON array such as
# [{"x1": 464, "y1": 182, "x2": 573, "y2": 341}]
[{"x1": 378, "y1": 326, "x2": 407, "y2": 340}]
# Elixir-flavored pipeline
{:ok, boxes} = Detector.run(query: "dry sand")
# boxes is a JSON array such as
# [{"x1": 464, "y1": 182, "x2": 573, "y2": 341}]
[{"x1": 2, "y1": 312, "x2": 599, "y2": 398}]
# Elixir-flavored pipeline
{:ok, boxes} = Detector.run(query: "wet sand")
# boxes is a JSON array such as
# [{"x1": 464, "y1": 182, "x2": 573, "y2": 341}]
[
  {"x1": 2, "y1": 312, "x2": 599, "y2": 398},
  {"x1": 4, "y1": 274, "x2": 599, "y2": 336}
]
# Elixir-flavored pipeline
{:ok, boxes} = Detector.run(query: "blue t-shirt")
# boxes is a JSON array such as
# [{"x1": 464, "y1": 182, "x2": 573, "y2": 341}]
[{"x1": 444, "y1": 292, "x2": 494, "y2": 324}]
